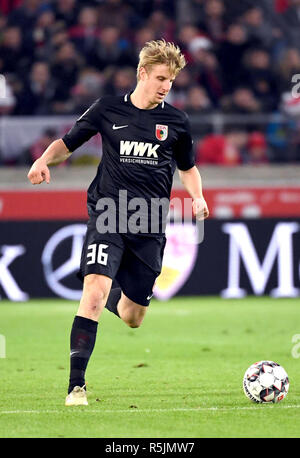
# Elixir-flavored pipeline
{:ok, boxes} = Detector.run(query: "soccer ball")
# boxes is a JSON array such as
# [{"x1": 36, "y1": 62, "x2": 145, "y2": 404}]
[{"x1": 243, "y1": 361, "x2": 289, "y2": 403}]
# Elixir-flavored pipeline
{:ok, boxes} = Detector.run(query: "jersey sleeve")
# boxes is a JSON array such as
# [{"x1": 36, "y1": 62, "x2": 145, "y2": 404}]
[
  {"x1": 173, "y1": 113, "x2": 195, "y2": 171},
  {"x1": 62, "y1": 98, "x2": 102, "y2": 152}
]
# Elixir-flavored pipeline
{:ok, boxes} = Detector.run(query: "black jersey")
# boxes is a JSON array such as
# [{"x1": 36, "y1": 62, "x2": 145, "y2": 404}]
[{"x1": 62, "y1": 93, "x2": 195, "y2": 235}]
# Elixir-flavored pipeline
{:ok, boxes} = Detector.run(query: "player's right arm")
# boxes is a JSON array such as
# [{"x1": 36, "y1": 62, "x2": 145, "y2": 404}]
[
  {"x1": 27, "y1": 98, "x2": 102, "y2": 185},
  {"x1": 27, "y1": 139, "x2": 71, "y2": 185}
]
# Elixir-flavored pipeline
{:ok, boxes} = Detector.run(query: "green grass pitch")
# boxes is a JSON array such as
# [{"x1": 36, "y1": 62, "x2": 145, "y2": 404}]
[{"x1": 0, "y1": 296, "x2": 299, "y2": 438}]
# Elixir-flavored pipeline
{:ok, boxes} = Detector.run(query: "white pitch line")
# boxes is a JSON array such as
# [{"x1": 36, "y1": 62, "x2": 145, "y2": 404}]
[{"x1": 0, "y1": 405, "x2": 300, "y2": 415}]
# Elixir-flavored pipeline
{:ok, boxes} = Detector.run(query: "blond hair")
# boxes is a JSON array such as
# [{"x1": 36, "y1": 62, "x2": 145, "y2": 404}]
[{"x1": 137, "y1": 39, "x2": 186, "y2": 81}]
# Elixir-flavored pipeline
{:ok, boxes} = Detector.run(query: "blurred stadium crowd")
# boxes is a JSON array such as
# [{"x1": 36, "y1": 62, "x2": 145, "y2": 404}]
[{"x1": 1, "y1": 0, "x2": 300, "y2": 165}]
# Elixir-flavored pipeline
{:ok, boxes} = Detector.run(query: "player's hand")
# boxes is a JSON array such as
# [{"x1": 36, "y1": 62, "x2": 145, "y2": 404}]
[
  {"x1": 27, "y1": 158, "x2": 51, "y2": 185},
  {"x1": 192, "y1": 196, "x2": 209, "y2": 221}
]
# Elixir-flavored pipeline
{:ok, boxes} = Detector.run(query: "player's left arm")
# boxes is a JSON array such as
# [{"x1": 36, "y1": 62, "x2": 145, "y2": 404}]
[
  {"x1": 178, "y1": 166, "x2": 209, "y2": 221},
  {"x1": 173, "y1": 113, "x2": 209, "y2": 221}
]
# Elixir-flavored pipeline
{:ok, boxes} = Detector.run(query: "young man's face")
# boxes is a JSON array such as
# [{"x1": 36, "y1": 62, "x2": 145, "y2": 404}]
[{"x1": 139, "y1": 64, "x2": 175, "y2": 105}]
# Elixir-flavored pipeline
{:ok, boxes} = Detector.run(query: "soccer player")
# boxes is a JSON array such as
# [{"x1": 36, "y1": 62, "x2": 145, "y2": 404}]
[{"x1": 27, "y1": 40, "x2": 209, "y2": 406}]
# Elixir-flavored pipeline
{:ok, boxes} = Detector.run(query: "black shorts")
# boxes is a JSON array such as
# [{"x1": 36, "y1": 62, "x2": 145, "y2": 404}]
[{"x1": 78, "y1": 215, "x2": 166, "y2": 306}]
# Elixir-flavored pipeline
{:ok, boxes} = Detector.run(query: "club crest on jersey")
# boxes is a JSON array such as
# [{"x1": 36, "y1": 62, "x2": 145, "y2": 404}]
[{"x1": 155, "y1": 124, "x2": 168, "y2": 141}]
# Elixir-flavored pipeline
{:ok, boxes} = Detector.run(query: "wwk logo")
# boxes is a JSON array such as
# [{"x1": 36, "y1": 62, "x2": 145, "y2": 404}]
[
  {"x1": 119, "y1": 141, "x2": 160, "y2": 165},
  {"x1": 120, "y1": 140, "x2": 160, "y2": 158}
]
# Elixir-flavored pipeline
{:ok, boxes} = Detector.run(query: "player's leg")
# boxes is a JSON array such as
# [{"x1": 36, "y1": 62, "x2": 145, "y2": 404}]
[
  {"x1": 66, "y1": 274, "x2": 112, "y2": 405},
  {"x1": 118, "y1": 292, "x2": 148, "y2": 328},
  {"x1": 105, "y1": 236, "x2": 165, "y2": 327},
  {"x1": 66, "y1": 225, "x2": 124, "y2": 405},
  {"x1": 77, "y1": 273, "x2": 112, "y2": 321},
  {"x1": 105, "y1": 287, "x2": 148, "y2": 327}
]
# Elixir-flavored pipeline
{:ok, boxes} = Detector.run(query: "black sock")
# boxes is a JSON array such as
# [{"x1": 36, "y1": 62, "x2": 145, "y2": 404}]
[
  {"x1": 68, "y1": 315, "x2": 98, "y2": 394},
  {"x1": 105, "y1": 287, "x2": 121, "y2": 318}
]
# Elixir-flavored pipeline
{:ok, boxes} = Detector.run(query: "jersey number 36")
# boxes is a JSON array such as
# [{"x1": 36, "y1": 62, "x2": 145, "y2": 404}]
[{"x1": 87, "y1": 243, "x2": 108, "y2": 266}]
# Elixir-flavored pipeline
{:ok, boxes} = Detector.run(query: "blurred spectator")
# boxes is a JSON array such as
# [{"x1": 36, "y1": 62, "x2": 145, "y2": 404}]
[
  {"x1": 7, "y1": 0, "x2": 41, "y2": 32},
  {"x1": 282, "y1": 0, "x2": 300, "y2": 48},
  {"x1": 277, "y1": 47, "x2": 300, "y2": 93},
  {"x1": 187, "y1": 35, "x2": 224, "y2": 105},
  {"x1": 14, "y1": 61, "x2": 56, "y2": 115},
  {"x1": 46, "y1": 22, "x2": 69, "y2": 55},
  {"x1": 130, "y1": 26, "x2": 156, "y2": 67},
  {"x1": 145, "y1": 9, "x2": 175, "y2": 42},
  {"x1": 185, "y1": 85, "x2": 214, "y2": 115},
  {"x1": 176, "y1": 0, "x2": 205, "y2": 27},
  {"x1": 242, "y1": 48, "x2": 279, "y2": 111},
  {"x1": 19, "y1": 128, "x2": 58, "y2": 165},
  {"x1": 71, "y1": 68, "x2": 104, "y2": 113},
  {"x1": 33, "y1": 9, "x2": 56, "y2": 54},
  {"x1": 194, "y1": 49, "x2": 223, "y2": 106},
  {"x1": 188, "y1": 34, "x2": 213, "y2": 57},
  {"x1": 222, "y1": 0, "x2": 255, "y2": 20},
  {"x1": 177, "y1": 23, "x2": 200, "y2": 49},
  {"x1": 176, "y1": 24, "x2": 202, "y2": 65},
  {"x1": 103, "y1": 66, "x2": 136, "y2": 96},
  {"x1": 0, "y1": 25, "x2": 32, "y2": 76},
  {"x1": 240, "y1": 6, "x2": 274, "y2": 48},
  {"x1": 52, "y1": 0, "x2": 79, "y2": 28},
  {"x1": 217, "y1": 23, "x2": 252, "y2": 94},
  {"x1": 196, "y1": 128, "x2": 247, "y2": 165},
  {"x1": 50, "y1": 41, "x2": 83, "y2": 113},
  {"x1": 88, "y1": 26, "x2": 132, "y2": 71},
  {"x1": 97, "y1": 0, "x2": 141, "y2": 34},
  {"x1": 68, "y1": 6, "x2": 101, "y2": 58},
  {"x1": 7, "y1": 0, "x2": 43, "y2": 53},
  {"x1": 185, "y1": 85, "x2": 214, "y2": 137},
  {"x1": 244, "y1": 131, "x2": 270, "y2": 163},
  {"x1": 197, "y1": 0, "x2": 226, "y2": 43},
  {"x1": 267, "y1": 100, "x2": 300, "y2": 162},
  {"x1": 266, "y1": 112, "x2": 290, "y2": 162},
  {"x1": 222, "y1": 86, "x2": 262, "y2": 116},
  {"x1": 166, "y1": 67, "x2": 193, "y2": 109}
]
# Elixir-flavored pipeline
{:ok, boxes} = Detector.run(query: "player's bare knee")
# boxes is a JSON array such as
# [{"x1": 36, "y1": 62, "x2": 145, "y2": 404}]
[
  {"x1": 126, "y1": 320, "x2": 142, "y2": 328},
  {"x1": 84, "y1": 275, "x2": 110, "y2": 302},
  {"x1": 80, "y1": 277, "x2": 110, "y2": 319},
  {"x1": 87, "y1": 290, "x2": 107, "y2": 309},
  {"x1": 125, "y1": 314, "x2": 145, "y2": 328},
  {"x1": 80, "y1": 297, "x2": 100, "y2": 317}
]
